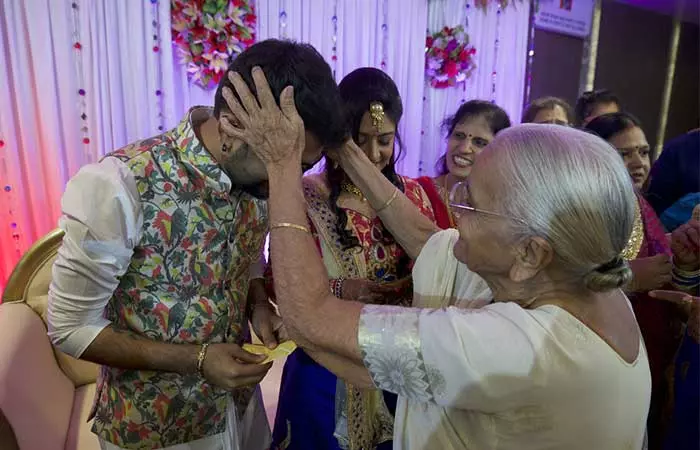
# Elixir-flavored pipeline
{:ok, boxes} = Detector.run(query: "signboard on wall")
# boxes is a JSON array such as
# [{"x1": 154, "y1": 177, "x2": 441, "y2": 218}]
[{"x1": 534, "y1": 0, "x2": 595, "y2": 38}]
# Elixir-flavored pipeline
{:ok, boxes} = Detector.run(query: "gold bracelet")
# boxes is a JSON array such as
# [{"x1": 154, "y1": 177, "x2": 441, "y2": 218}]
[
  {"x1": 375, "y1": 188, "x2": 399, "y2": 213},
  {"x1": 270, "y1": 222, "x2": 311, "y2": 233},
  {"x1": 196, "y1": 343, "x2": 209, "y2": 377}
]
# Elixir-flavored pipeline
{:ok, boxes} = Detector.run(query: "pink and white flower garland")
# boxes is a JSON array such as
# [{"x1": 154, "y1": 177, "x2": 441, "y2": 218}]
[
  {"x1": 171, "y1": 0, "x2": 256, "y2": 89},
  {"x1": 425, "y1": 25, "x2": 477, "y2": 89}
]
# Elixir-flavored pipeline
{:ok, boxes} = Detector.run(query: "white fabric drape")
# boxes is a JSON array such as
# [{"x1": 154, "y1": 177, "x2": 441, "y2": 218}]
[
  {"x1": 0, "y1": 0, "x2": 529, "y2": 294},
  {"x1": 420, "y1": 0, "x2": 530, "y2": 176},
  {"x1": 0, "y1": 0, "x2": 174, "y2": 288},
  {"x1": 255, "y1": 0, "x2": 428, "y2": 176}
]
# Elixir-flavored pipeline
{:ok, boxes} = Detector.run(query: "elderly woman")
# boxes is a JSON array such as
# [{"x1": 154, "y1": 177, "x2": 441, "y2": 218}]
[{"x1": 220, "y1": 70, "x2": 651, "y2": 449}]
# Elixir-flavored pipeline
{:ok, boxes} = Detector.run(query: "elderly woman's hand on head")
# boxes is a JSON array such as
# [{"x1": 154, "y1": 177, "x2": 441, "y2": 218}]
[
  {"x1": 671, "y1": 219, "x2": 700, "y2": 271},
  {"x1": 219, "y1": 67, "x2": 305, "y2": 171}
]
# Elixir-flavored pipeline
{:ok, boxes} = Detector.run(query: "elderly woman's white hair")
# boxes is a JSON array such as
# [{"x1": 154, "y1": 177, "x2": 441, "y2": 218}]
[{"x1": 477, "y1": 124, "x2": 636, "y2": 291}]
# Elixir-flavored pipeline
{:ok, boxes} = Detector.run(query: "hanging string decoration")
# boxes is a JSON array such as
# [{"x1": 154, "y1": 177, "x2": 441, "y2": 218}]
[
  {"x1": 490, "y1": 3, "x2": 502, "y2": 102},
  {"x1": 279, "y1": 0, "x2": 288, "y2": 39},
  {"x1": 425, "y1": 25, "x2": 477, "y2": 89},
  {"x1": 380, "y1": 0, "x2": 388, "y2": 71},
  {"x1": 70, "y1": 1, "x2": 92, "y2": 161},
  {"x1": 331, "y1": 0, "x2": 338, "y2": 78},
  {"x1": 150, "y1": 0, "x2": 165, "y2": 132},
  {"x1": 171, "y1": 0, "x2": 257, "y2": 89},
  {"x1": 461, "y1": 1, "x2": 471, "y2": 103},
  {"x1": 0, "y1": 131, "x2": 22, "y2": 258},
  {"x1": 524, "y1": 0, "x2": 537, "y2": 106}
]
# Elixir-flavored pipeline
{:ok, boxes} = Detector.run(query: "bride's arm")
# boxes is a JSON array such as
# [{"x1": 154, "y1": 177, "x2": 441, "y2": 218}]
[{"x1": 336, "y1": 142, "x2": 439, "y2": 260}]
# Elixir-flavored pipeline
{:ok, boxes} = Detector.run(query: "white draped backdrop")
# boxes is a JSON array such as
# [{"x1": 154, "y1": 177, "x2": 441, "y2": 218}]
[{"x1": 0, "y1": 0, "x2": 530, "y2": 293}]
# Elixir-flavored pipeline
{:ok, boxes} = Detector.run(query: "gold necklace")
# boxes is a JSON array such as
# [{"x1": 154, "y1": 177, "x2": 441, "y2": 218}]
[{"x1": 341, "y1": 181, "x2": 366, "y2": 201}]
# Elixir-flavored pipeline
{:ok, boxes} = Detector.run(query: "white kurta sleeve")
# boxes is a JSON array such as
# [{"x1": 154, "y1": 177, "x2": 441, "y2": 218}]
[
  {"x1": 358, "y1": 302, "x2": 542, "y2": 411},
  {"x1": 47, "y1": 157, "x2": 143, "y2": 358}
]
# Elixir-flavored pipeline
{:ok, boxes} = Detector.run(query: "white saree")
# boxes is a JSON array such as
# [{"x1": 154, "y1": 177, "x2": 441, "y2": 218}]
[{"x1": 358, "y1": 229, "x2": 650, "y2": 450}]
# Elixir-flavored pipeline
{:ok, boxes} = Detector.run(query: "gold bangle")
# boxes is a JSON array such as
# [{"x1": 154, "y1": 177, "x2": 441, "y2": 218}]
[
  {"x1": 270, "y1": 222, "x2": 311, "y2": 233},
  {"x1": 196, "y1": 343, "x2": 209, "y2": 377},
  {"x1": 376, "y1": 188, "x2": 399, "y2": 213}
]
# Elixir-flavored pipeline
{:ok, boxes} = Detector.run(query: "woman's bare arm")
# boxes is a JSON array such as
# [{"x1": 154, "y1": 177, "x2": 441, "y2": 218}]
[{"x1": 336, "y1": 142, "x2": 439, "y2": 259}]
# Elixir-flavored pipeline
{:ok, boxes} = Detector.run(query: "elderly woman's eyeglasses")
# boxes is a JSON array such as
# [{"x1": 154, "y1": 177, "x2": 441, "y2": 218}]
[{"x1": 448, "y1": 181, "x2": 526, "y2": 224}]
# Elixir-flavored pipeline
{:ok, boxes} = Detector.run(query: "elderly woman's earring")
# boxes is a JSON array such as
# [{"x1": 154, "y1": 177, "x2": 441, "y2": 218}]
[{"x1": 221, "y1": 143, "x2": 231, "y2": 154}]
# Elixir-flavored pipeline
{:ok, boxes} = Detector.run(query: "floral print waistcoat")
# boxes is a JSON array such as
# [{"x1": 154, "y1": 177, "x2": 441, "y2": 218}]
[{"x1": 90, "y1": 110, "x2": 268, "y2": 449}]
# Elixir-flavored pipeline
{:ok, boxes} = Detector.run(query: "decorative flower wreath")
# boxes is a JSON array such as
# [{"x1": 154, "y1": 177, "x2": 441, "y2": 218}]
[
  {"x1": 425, "y1": 25, "x2": 477, "y2": 89},
  {"x1": 171, "y1": 0, "x2": 256, "y2": 90}
]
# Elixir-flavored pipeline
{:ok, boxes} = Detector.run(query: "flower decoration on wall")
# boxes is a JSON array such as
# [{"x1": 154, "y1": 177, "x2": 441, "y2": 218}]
[
  {"x1": 425, "y1": 25, "x2": 477, "y2": 89},
  {"x1": 171, "y1": 0, "x2": 256, "y2": 89}
]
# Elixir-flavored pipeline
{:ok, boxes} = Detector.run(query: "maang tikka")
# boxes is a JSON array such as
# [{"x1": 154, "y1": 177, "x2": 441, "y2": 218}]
[{"x1": 369, "y1": 101, "x2": 385, "y2": 132}]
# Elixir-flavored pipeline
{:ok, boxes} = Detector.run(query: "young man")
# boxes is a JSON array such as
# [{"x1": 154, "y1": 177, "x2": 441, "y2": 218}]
[
  {"x1": 575, "y1": 89, "x2": 621, "y2": 126},
  {"x1": 47, "y1": 39, "x2": 345, "y2": 450}
]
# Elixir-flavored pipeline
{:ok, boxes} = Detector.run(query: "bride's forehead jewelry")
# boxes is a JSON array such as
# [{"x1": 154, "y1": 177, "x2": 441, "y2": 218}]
[{"x1": 369, "y1": 101, "x2": 385, "y2": 132}]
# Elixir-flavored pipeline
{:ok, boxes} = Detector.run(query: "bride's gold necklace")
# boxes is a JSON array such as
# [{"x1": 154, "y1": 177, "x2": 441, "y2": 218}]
[{"x1": 341, "y1": 181, "x2": 367, "y2": 202}]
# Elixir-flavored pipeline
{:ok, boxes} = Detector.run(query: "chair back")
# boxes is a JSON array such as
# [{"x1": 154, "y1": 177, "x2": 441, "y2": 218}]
[{"x1": 2, "y1": 229, "x2": 99, "y2": 387}]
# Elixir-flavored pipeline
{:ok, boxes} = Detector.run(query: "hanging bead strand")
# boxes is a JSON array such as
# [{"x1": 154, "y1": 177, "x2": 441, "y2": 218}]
[
  {"x1": 71, "y1": 1, "x2": 91, "y2": 162},
  {"x1": 524, "y1": 0, "x2": 536, "y2": 106},
  {"x1": 462, "y1": 1, "x2": 471, "y2": 103},
  {"x1": 0, "y1": 128, "x2": 22, "y2": 258},
  {"x1": 279, "y1": 0, "x2": 288, "y2": 39},
  {"x1": 150, "y1": 0, "x2": 164, "y2": 133},
  {"x1": 331, "y1": 0, "x2": 338, "y2": 80},
  {"x1": 490, "y1": 3, "x2": 502, "y2": 103},
  {"x1": 380, "y1": 0, "x2": 388, "y2": 71}
]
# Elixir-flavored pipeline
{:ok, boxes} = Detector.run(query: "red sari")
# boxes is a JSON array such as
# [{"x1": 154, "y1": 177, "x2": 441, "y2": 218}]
[{"x1": 416, "y1": 176, "x2": 454, "y2": 229}]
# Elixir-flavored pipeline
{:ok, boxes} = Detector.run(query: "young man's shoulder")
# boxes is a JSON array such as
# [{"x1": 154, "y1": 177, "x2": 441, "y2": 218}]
[{"x1": 106, "y1": 133, "x2": 172, "y2": 163}]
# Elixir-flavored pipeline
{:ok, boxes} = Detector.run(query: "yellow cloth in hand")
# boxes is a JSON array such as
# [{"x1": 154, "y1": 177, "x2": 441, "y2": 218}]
[{"x1": 243, "y1": 340, "x2": 297, "y2": 364}]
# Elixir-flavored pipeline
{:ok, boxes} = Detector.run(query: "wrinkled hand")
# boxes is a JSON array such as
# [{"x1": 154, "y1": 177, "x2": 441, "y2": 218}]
[
  {"x1": 342, "y1": 277, "x2": 413, "y2": 305},
  {"x1": 650, "y1": 290, "x2": 700, "y2": 342},
  {"x1": 628, "y1": 254, "x2": 672, "y2": 292},
  {"x1": 671, "y1": 219, "x2": 700, "y2": 271},
  {"x1": 219, "y1": 67, "x2": 305, "y2": 169},
  {"x1": 201, "y1": 343, "x2": 272, "y2": 390}
]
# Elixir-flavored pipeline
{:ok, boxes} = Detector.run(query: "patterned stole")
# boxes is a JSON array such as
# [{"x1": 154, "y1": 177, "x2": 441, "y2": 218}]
[{"x1": 302, "y1": 176, "x2": 394, "y2": 450}]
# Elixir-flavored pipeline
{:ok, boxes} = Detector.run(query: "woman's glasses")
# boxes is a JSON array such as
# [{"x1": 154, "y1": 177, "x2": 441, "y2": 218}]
[{"x1": 449, "y1": 181, "x2": 526, "y2": 225}]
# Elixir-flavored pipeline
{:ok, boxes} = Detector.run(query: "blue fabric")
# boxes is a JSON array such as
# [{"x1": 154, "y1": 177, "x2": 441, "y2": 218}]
[
  {"x1": 271, "y1": 349, "x2": 395, "y2": 450},
  {"x1": 647, "y1": 130, "x2": 700, "y2": 219},
  {"x1": 660, "y1": 193, "x2": 700, "y2": 232},
  {"x1": 272, "y1": 349, "x2": 341, "y2": 450},
  {"x1": 664, "y1": 330, "x2": 700, "y2": 450}
]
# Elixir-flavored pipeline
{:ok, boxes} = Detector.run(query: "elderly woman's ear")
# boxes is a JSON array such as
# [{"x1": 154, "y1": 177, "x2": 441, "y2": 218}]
[{"x1": 509, "y1": 237, "x2": 554, "y2": 283}]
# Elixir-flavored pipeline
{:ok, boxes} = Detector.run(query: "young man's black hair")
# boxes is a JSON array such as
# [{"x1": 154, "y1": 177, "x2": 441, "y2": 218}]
[{"x1": 214, "y1": 39, "x2": 347, "y2": 148}]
